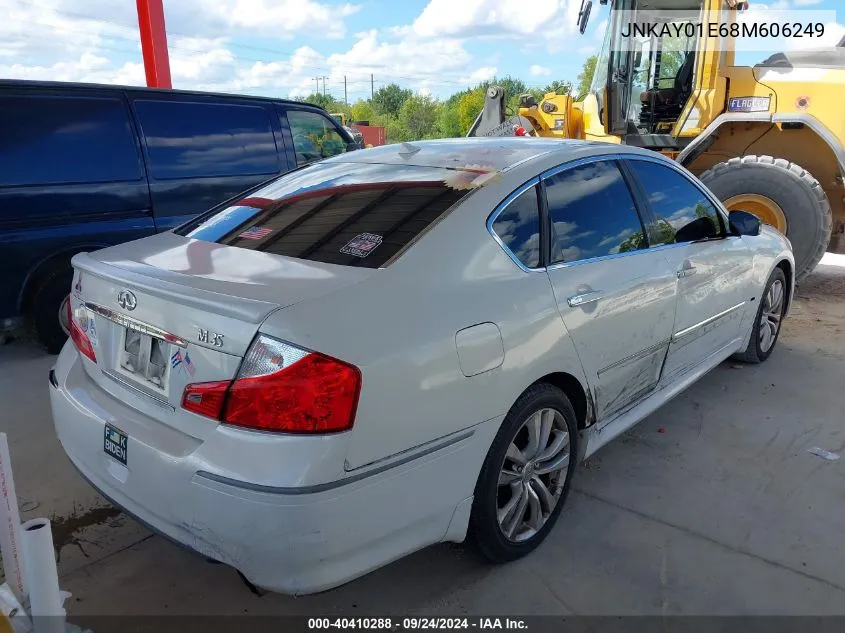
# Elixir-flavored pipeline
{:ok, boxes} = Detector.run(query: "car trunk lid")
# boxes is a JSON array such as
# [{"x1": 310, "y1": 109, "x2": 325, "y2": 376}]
[{"x1": 69, "y1": 232, "x2": 374, "y2": 426}]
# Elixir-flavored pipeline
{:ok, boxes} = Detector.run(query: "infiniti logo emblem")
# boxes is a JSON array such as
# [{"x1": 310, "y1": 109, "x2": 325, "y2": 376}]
[{"x1": 117, "y1": 290, "x2": 137, "y2": 311}]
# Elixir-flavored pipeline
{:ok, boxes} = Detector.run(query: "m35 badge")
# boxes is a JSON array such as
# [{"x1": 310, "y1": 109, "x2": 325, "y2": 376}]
[{"x1": 198, "y1": 329, "x2": 224, "y2": 347}]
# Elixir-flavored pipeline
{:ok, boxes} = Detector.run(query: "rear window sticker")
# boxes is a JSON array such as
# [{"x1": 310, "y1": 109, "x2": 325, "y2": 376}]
[
  {"x1": 239, "y1": 225, "x2": 273, "y2": 240},
  {"x1": 341, "y1": 233, "x2": 383, "y2": 258}
]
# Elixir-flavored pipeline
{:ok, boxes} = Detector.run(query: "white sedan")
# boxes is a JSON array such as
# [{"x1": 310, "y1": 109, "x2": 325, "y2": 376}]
[{"x1": 49, "y1": 138, "x2": 793, "y2": 595}]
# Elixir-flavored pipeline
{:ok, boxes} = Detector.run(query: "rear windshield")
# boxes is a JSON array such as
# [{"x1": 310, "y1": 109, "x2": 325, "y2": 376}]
[{"x1": 177, "y1": 161, "x2": 486, "y2": 268}]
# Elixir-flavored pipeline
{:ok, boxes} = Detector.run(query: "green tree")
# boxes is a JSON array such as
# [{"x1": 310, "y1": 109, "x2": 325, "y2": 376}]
[
  {"x1": 382, "y1": 115, "x2": 410, "y2": 143},
  {"x1": 456, "y1": 88, "x2": 485, "y2": 136},
  {"x1": 544, "y1": 79, "x2": 573, "y2": 95},
  {"x1": 436, "y1": 104, "x2": 462, "y2": 138},
  {"x1": 372, "y1": 83, "x2": 413, "y2": 117},
  {"x1": 302, "y1": 93, "x2": 344, "y2": 112},
  {"x1": 350, "y1": 99, "x2": 375, "y2": 123},
  {"x1": 576, "y1": 55, "x2": 598, "y2": 98},
  {"x1": 399, "y1": 94, "x2": 439, "y2": 140}
]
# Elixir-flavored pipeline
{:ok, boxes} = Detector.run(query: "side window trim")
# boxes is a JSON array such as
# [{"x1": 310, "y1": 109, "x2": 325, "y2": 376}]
[{"x1": 486, "y1": 177, "x2": 545, "y2": 273}]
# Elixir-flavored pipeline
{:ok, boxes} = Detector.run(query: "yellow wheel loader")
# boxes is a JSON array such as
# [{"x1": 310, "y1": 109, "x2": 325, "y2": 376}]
[{"x1": 469, "y1": 0, "x2": 845, "y2": 280}]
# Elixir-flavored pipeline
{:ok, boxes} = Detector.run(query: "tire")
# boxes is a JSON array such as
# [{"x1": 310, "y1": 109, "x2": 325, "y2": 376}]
[
  {"x1": 30, "y1": 265, "x2": 73, "y2": 355},
  {"x1": 470, "y1": 383, "x2": 578, "y2": 563},
  {"x1": 699, "y1": 156, "x2": 831, "y2": 282},
  {"x1": 734, "y1": 267, "x2": 787, "y2": 364}
]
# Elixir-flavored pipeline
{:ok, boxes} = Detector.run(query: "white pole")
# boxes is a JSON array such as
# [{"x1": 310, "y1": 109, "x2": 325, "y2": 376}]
[
  {"x1": 0, "y1": 433, "x2": 26, "y2": 604},
  {"x1": 22, "y1": 518, "x2": 65, "y2": 633}
]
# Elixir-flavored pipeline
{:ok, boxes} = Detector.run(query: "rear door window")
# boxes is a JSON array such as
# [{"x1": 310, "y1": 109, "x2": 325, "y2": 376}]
[
  {"x1": 179, "y1": 161, "x2": 473, "y2": 268},
  {"x1": 544, "y1": 160, "x2": 647, "y2": 264},
  {"x1": 0, "y1": 94, "x2": 141, "y2": 187},
  {"x1": 133, "y1": 100, "x2": 280, "y2": 179},
  {"x1": 285, "y1": 109, "x2": 349, "y2": 166}
]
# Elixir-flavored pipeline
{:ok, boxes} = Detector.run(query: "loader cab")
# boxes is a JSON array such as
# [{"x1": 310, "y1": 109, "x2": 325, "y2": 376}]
[{"x1": 589, "y1": 0, "x2": 704, "y2": 150}]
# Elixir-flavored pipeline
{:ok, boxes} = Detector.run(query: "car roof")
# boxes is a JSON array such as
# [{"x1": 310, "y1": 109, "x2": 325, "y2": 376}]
[
  {"x1": 329, "y1": 137, "x2": 662, "y2": 172},
  {"x1": 0, "y1": 79, "x2": 318, "y2": 109}
]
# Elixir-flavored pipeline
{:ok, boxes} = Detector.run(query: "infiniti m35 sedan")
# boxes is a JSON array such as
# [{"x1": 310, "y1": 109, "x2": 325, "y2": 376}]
[{"x1": 50, "y1": 138, "x2": 793, "y2": 595}]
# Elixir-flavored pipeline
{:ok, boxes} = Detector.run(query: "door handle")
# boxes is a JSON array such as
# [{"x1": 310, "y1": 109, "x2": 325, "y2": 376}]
[
  {"x1": 677, "y1": 266, "x2": 697, "y2": 278},
  {"x1": 567, "y1": 291, "x2": 604, "y2": 307}
]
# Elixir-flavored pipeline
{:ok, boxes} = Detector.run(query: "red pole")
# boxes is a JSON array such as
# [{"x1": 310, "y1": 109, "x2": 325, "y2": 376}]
[{"x1": 136, "y1": 0, "x2": 172, "y2": 88}]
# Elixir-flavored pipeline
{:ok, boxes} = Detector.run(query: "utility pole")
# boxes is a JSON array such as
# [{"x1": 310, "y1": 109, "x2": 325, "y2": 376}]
[
  {"x1": 312, "y1": 76, "x2": 321, "y2": 95},
  {"x1": 322, "y1": 76, "x2": 329, "y2": 97},
  {"x1": 370, "y1": 73, "x2": 374, "y2": 99},
  {"x1": 344, "y1": 75, "x2": 348, "y2": 106}
]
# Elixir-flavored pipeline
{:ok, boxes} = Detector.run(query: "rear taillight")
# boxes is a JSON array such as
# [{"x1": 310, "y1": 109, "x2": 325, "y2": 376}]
[
  {"x1": 181, "y1": 335, "x2": 361, "y2": 434},
  {"x1": 69, "y1": 305, "x2": 97, "y2": 363}
]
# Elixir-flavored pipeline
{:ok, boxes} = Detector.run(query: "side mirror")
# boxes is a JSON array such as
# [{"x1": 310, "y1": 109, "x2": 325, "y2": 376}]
[{"x1": 729, "y1": 210, "x2": 762, "y2": 236}]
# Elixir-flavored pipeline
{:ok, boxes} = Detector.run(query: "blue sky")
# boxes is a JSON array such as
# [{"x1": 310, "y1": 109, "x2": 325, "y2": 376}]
[{"x1": 1, "y1": 0, "x2": 841, "y2": 102}]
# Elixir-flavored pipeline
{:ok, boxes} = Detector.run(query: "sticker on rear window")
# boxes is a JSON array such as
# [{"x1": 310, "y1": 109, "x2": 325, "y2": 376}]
[
  {"x1": 341, "y1": 233, "x2": 383, "y2": 258},
  {"x1": 239, "y1": 225, "x2": 273, "y2": 240}
]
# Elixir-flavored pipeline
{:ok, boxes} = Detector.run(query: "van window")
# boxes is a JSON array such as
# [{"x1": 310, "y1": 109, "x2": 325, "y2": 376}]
[
  {"x1": 179, "y1": 161, "x2": 474, "y2": 268},
  {"x1": 0, "y1": 95, "x2": 141, "y2": 187},
  {"x1": 133, "y1": 100, "x2": 280, "y2": 180},
  {"x1": 286, "y1": 109, "x2": 348, "y2": 166}
]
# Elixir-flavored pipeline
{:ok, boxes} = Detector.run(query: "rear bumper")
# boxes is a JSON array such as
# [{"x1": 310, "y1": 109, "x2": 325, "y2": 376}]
[{"x1": 48, "y1": 344, "x2": 491, "y2": 595}]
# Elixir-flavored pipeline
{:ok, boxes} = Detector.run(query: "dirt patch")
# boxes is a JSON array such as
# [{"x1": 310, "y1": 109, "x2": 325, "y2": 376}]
[
  {"x1": 50, "y1": 504, "x2": 124, "y2": 561},
  {"x1": 782, "y1": 255, "x2": 845, "y2": 359}
]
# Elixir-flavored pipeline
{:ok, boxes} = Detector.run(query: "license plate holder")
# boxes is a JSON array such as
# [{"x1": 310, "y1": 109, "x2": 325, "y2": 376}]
[
  {"x1": 120, "y1": 327, "x2": 171, "y2": 392},
  {"x1": 104, "y1": 423, "x2": 128, "y2": 466}
]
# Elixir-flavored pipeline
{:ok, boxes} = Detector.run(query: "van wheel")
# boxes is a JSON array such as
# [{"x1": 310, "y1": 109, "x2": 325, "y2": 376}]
[
  {"x1": 470, "y1": 383, "x2": 578, "y2": 563},
  {"x1": 31, "y1": 265, "x2": 73, "y2": 354}
]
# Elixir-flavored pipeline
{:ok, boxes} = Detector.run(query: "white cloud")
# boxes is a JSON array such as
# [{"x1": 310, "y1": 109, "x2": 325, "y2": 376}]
[
  {"x1": 793, "y1": 0, "x2": 823, "y2": 5},
  {"x1": 0, "y1": 0, "x2": 588, "y2": 100},
  {"x1": 460, "y1": 66, "x2": 498, "y2": 84},
  {"x1": 190, "y1": 0, "x2": 361, "y2": 39},
  {"x1": 412, "y1": 0, "x2": 585, "y2": 51}
]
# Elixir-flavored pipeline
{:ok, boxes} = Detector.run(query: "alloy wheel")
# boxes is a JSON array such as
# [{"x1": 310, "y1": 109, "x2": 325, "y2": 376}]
[
  {"x1": 496, "y1": 407, "x2": 571, "y2": 542},
  {"x1": 759, "y1": 279, "x2": 785, "y2": 353}
]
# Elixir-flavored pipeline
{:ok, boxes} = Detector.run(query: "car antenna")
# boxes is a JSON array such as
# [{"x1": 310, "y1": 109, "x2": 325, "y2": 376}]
[{"x1": 397, "y1": 142, "x2": 422, "y2": 158}]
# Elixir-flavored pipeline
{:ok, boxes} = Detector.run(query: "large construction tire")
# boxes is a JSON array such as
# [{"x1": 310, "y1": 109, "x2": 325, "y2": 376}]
[{"x1": 700, "y1": 156, "x2": 831, "y2": 282}]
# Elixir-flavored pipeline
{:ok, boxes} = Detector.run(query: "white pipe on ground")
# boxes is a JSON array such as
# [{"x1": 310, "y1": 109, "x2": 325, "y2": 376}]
[
  {"x1": 21, "y1": 518, "x2": 65, "y2": 633},
  {"x1": 0, "y1": 433, "x2": 26, "y2": 605}
]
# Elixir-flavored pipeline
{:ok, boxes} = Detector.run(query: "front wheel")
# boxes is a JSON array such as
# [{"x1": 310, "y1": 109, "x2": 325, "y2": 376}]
[
  {"x1": 470, "y1": 383, "x2": 578, "y2": 563},
  {"x1": 734, "y1": 267, "x2": 787, "y2": 364}
]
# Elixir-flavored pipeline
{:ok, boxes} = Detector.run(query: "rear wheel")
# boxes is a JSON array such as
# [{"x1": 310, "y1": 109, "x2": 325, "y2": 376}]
[
  {"x1": 699, "y1": 156, "x2": 831, "y2": 282},
  {"x1": 470, "y1": 384, "x2": 578, "y2": 563}
]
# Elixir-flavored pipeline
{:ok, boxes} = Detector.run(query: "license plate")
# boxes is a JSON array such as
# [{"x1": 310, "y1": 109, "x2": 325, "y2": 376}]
[{"x1": 104, "y1": 423, "x2": 128, "y2": 465}]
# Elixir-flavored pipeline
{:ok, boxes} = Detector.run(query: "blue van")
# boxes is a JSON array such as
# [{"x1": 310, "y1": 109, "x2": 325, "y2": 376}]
[{"x1": 0, "y1": 80, "x2": 357, "y2": 352}]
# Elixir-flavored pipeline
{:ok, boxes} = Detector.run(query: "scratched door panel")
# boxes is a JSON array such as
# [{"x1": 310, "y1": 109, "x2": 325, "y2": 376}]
[{"x1": 547, "y1": 251, "x2": 678, "y2": 423}]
